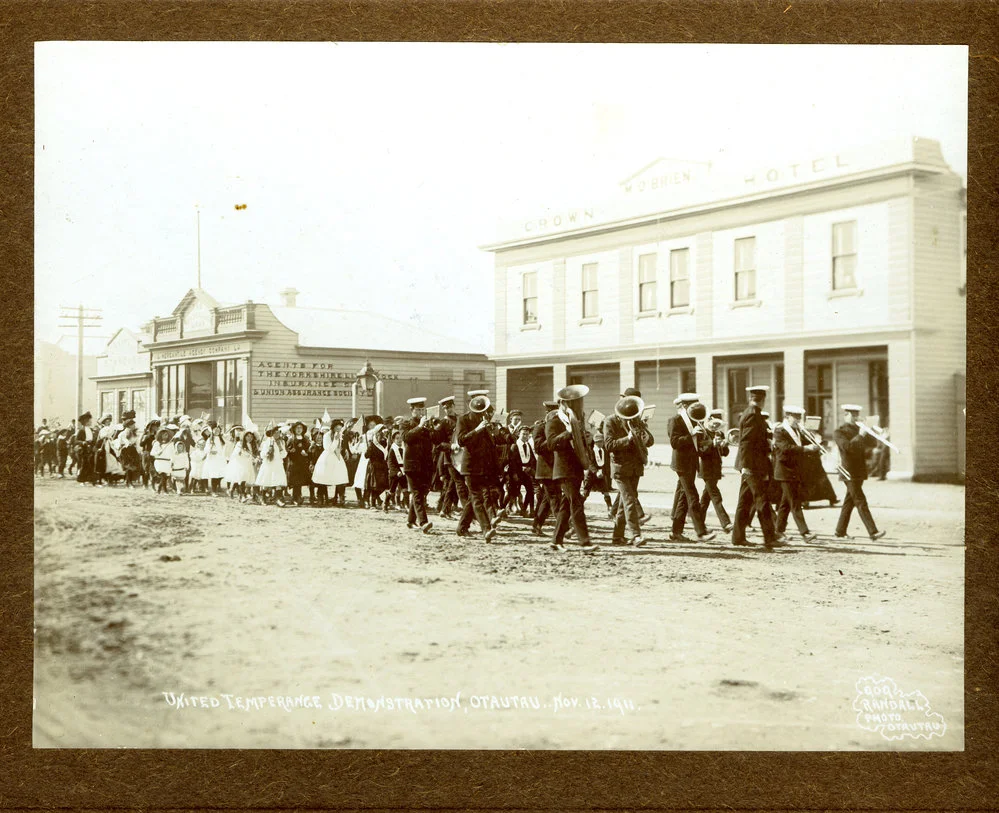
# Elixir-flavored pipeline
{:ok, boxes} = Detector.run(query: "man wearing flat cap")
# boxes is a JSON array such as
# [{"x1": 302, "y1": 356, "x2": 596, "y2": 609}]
[
  {"x1": 402, "y1": 397, "x2": 437, "y2": 533},
  {"x1": 455, "y1": 394, "x2": 501, "y2": 541},
  {"x1": 435, "y1": 395, "x2": 465, "y2": 519},
  {"x1": 545, "y1": 387, "x2": 599, "y2": 553},
  {"x1": 603, "y1": 387, "x2": 655, "y2": 546},
  {"x1": 530, "y1": 400, "x2": 561, "y2": 536},
  {"x1": 773, "y1": 405, "x2": 819, "y2": 543},
  {"x1": 833, "y1": 404, "x2": 886, "y2": 540},
  {"x1": 732, "y1": 385, "x2": 781, "y2": 548},
  {"x1": 668, "y1": 393, "x2": 716, "y2": 542}
]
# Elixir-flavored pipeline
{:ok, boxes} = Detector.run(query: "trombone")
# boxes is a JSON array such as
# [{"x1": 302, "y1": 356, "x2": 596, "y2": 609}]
[
  {"x1": 857, "y1": 421, "x2": 899, "y2": 453},
  {"x1": 800, "y1": 423, "x2": 851, "y2": 482}
]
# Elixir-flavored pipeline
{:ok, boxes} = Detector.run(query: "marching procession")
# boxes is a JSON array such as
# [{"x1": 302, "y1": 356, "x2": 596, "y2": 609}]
[{"x1": 35, "y1": 382, "x2": 896, "y2": 553}]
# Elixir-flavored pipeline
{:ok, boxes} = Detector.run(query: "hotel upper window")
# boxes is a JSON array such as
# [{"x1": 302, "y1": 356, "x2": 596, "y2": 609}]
[
  {"x1": 734, "y1": 237, "x2": 756, "y2": 301},
  {"x1": 522, "y1": 271, "x2": 538, "y2": 324},
  {"x1": 832, "y1": 220, "x2": 858, "y2": 290},
  {"x1": 581, "y1": 263, "x2": 599, "y2": 319},
  {"x1": 670, "y1": 248, "x2": 690, "y2": 308},
  {"x1": 638, "y1": 253, "x2": 657, "y2": 312}
]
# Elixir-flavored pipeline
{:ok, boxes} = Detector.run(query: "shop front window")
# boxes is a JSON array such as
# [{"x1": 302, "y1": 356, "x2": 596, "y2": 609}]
[
  {"x1": 131, "y1": 390, "x2": 146, "y2": 426},
  {"x1": 807, "y1": 363, "x2": 834, "y2": 437},
  {"x1": 869, "y1": 360, "x2": 889, "y2": 427}
]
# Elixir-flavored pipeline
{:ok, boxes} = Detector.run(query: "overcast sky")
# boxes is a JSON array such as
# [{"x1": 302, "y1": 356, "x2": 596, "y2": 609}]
[{"x1": 35, "y1": 43, "x2": 967, "y2": 355}]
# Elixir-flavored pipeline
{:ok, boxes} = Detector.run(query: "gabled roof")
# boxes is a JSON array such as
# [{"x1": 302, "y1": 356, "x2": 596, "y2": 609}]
[
  {"x1": 105, "y1": 326, "x2": 152, "y2": 350},
  {"x1": 268, "y1": 305, "x2": 487, "y2": 356},
  {"x1": 171, "y1": 287, "x2": 222, "y2": 317}
]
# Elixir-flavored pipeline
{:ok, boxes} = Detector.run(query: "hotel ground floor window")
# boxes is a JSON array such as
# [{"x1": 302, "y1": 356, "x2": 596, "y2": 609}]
[
  {"x1": 806, "y1": 363, "x2": 834, "y2": 437},
  {"x1": 869, "y1": 360, "x2": 889, "y2": 427},
  {"x1": 117, "y1": 390, "x2": 128, "y2": 421},
  {"x1": 727, "y1": 368, "x2": 749, "y2": 420}
]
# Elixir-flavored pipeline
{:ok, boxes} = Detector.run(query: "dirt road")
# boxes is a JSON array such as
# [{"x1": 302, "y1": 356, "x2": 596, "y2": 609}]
[{"x1": 33, "y1": 476, "x2": 963, "y2": 750}]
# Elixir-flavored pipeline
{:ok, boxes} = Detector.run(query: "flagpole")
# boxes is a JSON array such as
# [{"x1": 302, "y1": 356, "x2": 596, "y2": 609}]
[{"x1": 196, "y1": 207, "x2": 202, "y2": 289}]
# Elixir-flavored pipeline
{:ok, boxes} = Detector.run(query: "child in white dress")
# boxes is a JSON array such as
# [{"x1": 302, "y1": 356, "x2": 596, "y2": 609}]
[
  {"x1": 202, "y1": 424, "x2": 228, "y2": 494},
  {"x1": 255, "y1": 427, "x2": 289, "y2": 505},
  {"x1": 189, "y1": 429, "x2": 209, "y2": 493},
  {"x1": 151, "y1": 428, "x2": 174, "y2": 493},
  {"x1": 171, "y1": 438, "x2": 190, "y2": 494},
  {"x1": 311, "y1": 422, "x2": 349, "y2": 495}
]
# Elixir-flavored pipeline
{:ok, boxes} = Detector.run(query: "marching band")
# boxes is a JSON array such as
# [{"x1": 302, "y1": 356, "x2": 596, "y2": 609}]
[{"x1": 35, "y1": 382, "x2": 893, "y2": 551}]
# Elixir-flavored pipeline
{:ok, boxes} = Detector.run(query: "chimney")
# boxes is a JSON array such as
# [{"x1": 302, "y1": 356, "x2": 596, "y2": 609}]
[{"x1": 279, "y1": 287, "x2": 300, "y2": 308}]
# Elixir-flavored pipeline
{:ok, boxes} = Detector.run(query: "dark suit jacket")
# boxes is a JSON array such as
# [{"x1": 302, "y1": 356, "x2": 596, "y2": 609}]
[
  {"x1": 737, "y1": 403, "x2": 772, "y2": 476},
  {"x1": 668, "y1": 414, "x2": 700, "y2": 476},
  {"x1": 834, "y1": 422, "x2": 876, "y2": 482},
  {"x1": 544, "y1": 410, "x2": 588, "y2": 481},
  {"x1": 773, "y1": 424, "x2": 812, "y2": 482},
  {"x1": 602, "y1": 414, "x2": 654, "y2": 479},
  {"x1": 456, "y1": 412, "x2": 497, "y2": 477},
  {"x1": 532, "y1": 418, "x2": 554, "y2": 480},
  {"x1": 698, "y1": 433, "x2": 729, "y2": 481},
  {"x1": 402, "y1": 420, "x2": 436, "y2": 476}
]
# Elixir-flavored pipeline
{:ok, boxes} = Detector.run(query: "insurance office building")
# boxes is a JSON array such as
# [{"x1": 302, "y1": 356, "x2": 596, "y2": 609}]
[
  {"x1": 484, "y1": 137, "x2": 966, "y2": 481},
  {"x1": 93, "y1": 287, "x2": 494, "y2": 428}
]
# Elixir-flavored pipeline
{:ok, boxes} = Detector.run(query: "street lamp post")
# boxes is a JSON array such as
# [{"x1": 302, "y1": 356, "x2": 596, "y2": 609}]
[{"x1": 351, "y1": 360, "x2": 382, "y2": 419}]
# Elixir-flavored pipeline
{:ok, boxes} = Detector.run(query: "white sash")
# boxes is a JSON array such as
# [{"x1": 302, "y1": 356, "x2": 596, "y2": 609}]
[
  {"x1": 782, "y1": 420, "x2": 802, "y2": 447},
  {"x1": 594, "y1": 445, "x2": 605, "y2": 467},
  {"x1": 392, "y1": 445, "x2": 405, "y2": 464},
  {"x1": 517, "y1": 441, "x2": 531, "y2": 465}
]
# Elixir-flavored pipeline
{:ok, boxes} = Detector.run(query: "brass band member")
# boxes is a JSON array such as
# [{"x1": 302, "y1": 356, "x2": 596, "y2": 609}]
[
  {"x1": 773, "y1": 405, "x2": 819, "y2": 543},
  {"x1": 668, "y1": 393, "x2": 716, "y2": 542},
  {"x1": 603, "y1": 387, "x2": 655, "y2": 547},
  {"x1": 697, "y1": 408, "x2": 732, "y2": 533},
  {"x1": 732, "y1": 385, "x2": 782, "y2": 548},
  {"x1": 402, "y1": 397, "x2": 437, "y2": 534},
  {"x1": 506, "y1": 424, "x2": 536, "y2": 516},
  {"x1": 436, "y1": 395, "x2": 462, "y2": 519},
  {"x1": 455, "y1": 394, "x2": 501, "y2": 542},
  {"x1": 544, "y1": 385, "x2": 599, "y2": 553},
  {"x1": 530, "y1": 400, "x2": 561, "y2": 537},
  {"x1": 833, "y1": 404, "x2": 887, "y2": 541}
]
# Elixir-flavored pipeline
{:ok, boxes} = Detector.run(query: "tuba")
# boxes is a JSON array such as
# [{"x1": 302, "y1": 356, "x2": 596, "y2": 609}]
[
  {"x1": 556, "y1": 384, "x2": 594, "y2": 470},
  {"x1": 726, "y1": 427, "x2": 741, "y2": 445}
]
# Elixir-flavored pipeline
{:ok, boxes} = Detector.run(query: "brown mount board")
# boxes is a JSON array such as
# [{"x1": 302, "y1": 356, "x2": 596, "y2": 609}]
[{"x1": 3, "y1": 1, "x2": 997, "y2": 811}]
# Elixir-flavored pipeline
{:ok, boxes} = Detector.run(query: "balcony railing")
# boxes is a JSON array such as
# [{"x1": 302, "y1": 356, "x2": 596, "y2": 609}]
[{"x1": 151, "y1": 303, "x2": 255, "y2": 341}]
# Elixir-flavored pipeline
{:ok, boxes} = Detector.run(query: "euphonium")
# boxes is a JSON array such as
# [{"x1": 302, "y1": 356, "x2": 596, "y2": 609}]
[{"x1": 615, "y1": 394, "x2": 645, "y2": 422}]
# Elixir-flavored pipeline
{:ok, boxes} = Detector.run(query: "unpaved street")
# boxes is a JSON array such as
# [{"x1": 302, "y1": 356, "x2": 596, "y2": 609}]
[{"x1": 33, "y1": 476, "x2": 963, "y2": 750}]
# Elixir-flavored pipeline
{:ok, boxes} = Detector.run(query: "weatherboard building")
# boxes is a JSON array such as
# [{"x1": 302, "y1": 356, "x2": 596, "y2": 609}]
[
  {"x1": 96, "y1": 287, "x2": 494, "y2": 427},
  {"x1": 483, "y1": 137, "x2": 966, "y2": 481}
]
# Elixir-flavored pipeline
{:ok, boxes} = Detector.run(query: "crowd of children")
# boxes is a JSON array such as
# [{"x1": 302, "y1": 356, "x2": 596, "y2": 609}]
[{"x1": 38, "y1": 404, "x2": 556, "y2": 519}]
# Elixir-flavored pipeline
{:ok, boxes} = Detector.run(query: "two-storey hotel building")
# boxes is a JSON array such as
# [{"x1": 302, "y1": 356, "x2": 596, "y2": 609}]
[{"x1": 483, "y1": 137, "x2": 966, "y2": 481}]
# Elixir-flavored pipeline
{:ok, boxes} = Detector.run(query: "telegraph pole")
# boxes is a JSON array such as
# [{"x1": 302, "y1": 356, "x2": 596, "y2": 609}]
[{"x1": 58, "y1": 304, "x2": 103, "y2": 421}]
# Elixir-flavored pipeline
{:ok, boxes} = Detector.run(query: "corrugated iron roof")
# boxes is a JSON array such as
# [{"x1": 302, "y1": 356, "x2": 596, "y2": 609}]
[{"x1": 267, "y1": 305, "x2": 487, "y2": 356}]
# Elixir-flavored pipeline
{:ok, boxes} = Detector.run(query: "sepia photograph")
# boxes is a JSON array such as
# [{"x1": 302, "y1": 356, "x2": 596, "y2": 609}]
[{"x1": 33, "y1": 41, "x2": 966, "y2": 750}]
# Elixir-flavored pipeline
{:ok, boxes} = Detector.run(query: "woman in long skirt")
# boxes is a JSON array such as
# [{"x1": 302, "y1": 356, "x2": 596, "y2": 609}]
[
  {"x1": 364, "y1": 425, "x2": 390, "y2": 508},
  {"x1": 285, "y1": 422, "x2": 313, "y2": 506}
]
